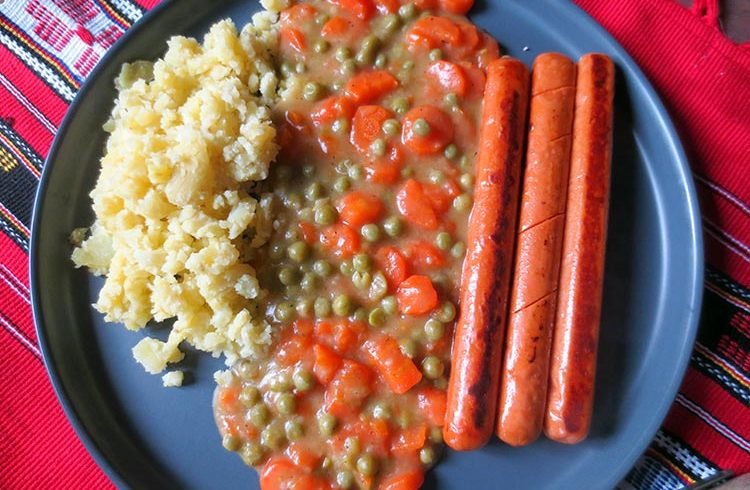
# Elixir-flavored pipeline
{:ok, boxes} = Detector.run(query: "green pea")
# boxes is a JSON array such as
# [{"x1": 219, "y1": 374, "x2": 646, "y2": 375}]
[
  {"x1": 382, "y1": 14, "x2": 401, "y2": 34},
  {"x1": 333, "y1": 294, "x2": 352, "y2": 317},
  {"x1": 444, "y1": 143, "x2": 458, "y2": 159},
  {"x1": 315, "y1": 12, "x2": 329, "y2": 25},
  {"x1": 459, "y1": 173, "x2": 474, "y2": 190},
  {"x1": 284, "y1": 227, "x2": 300, "y2": 241},
  {"x1": 361, "y1": 223, "x2": 380, "y2": 242},
  {"x1": 371, "y1": 402, "x2": 391, "y2": 420},
  {"x1": 396, "y1": 410, "x2": 412, "y2": 429},
  {"x1": 314, "y1": 297, "x2": 331, "y2": 318},
  {"x1": 304, "y1": 164, "x2": 315, "y2": 177},
  {"x1": 458, "y1": 154, "x2": 471, "y2": 169},
  {"x1": 382, "y1": 119, "x2": 400, "y2": 136},
  {"x1": 369, "y1": 271, "x2": 388, "y2": 301},
  {"x1": 434, "y1": 377, "x2": 448, "y2": 389},
  {"x1": 303, "y1": 82, "x2": 324, "y2": 101},
  {"x1": 381, "y1": 296, "x2": 398, "y2": 315},
  {"x1": 300, "y1": 272, "x2": 317, "y2": 292},
  {"x1": 390, "y1": 97, "x2": 410, "y2": 115},
  {"x1": 261, "y1": 421, "x2": 286, "y2": 450},
  {"x1": 424, "y1": 318, "x2": 445, "y2": 341},
  {"x1": 313, "y1": 259, "x2": 332, "y2": 277},
  {"x1": 428, "y1": 169, "x2": 445, "y2": 184},
  {"x1": 399, "y1": 338, "x2": 418, "y2": 358},
  {"x1": 443, "y1": 92, "x2": 459, "y2": 107},
  {"x1": 352, "y1": 271, "x2": 372, "y2": 289},
  {"x1": 276, "y1": 393, "x2": 296, "y2": 415},
  {"x1": 296, "y1": 298, "x2": 313, "y2": 318},
  {"x1": 429, "y1": 49, "x2": 444, "y2": 61},
  {"x1": 383, "y1": 216, "x2": 403, "y2": 237},
  {"x1": 249, "y1": 403, "x2": 270, "y2": 427},
  {"x1": 453, "y1": 194, "x2": 473, "y2": 211},
  {"x1": 401, "y1": 166, "x2": 414, "y2": 178},
  {"x1": 356, "y1": 35, "x2": 381, "y2": 66},
  {"x1": 370, "y1": 138, "x2": 386, "y2": 157},
  {"x1": 269, "y1": 242, "x2": 285, "y2": 260},
  {"x1": 318, "y1": 412, "x2": 337, "y2": 436},
  {"x1": 332, "y1": 118, "x2": 350, "y2": 134},
  {"x1": 237, "y1": 360, "x2": 259, "y2": 380},
  {"x1": 305, "y1": 182, "x2": 323, "y2": 201},
  {"x1": 413, "y1": 118, "x2": 431, "y2": 136},
  {"x1": 353, "y1": 253, "x2": 372, "y2": 272},
  {"x1": 334, "y1": 175, "x2": 351, "y2": 193},
  {"x1": 280, "y1": 62, "x2": 294, "y2": 78},
  {"x1": 336, "y1": 470, "x2": 354, "y2": 489},
  {"x1": 292, "y1": 369, "x2": 314, "y2": 392},
  {"x1": 299, "y1": 207, "x2": 314, "y2": 222},
  {"x1": 313, "y1": 39, "x2": 329, "y2": 54},
  {"x1": 321, "y1": 456, "x2": 333, "y2": 470},
  {"x1": 339, "y1": 259, "x2": 354, "y2": 276},
  {"x1": 421, "y1": 355, "x2": 444, "y2": 379},
  {"x1": 357, "y1": 454, "x2": 378, "y2": 476},
  {"x1": 315, "y1": 204, "x2": 338, "y2": 225},
  {"x1": 269, "y1": 372, "x2": 293, "y2": 392},
  {"x1": 436, "y1": 301, "x2": 456, "y2": 322},
  {"x1": 222, "y1": 434, "x2": 242, "y2": 452},
  {"x1": 398, "y1": 3, "x2": 417, "y2": 20},
  {"x1": 240, "y1": 442, "x2": 264, "y2": 466},
  {"x1": 419, "y1": 446, "x2": 437, "y2": 465},
  {"x1": 287, "y1": 241, "x2": 309, "y2": 262},
  {"x1": 285, "y1": 419, "x2": 304, "y2": 441},
  {"x1": 336, "y1": 46, "x2": 352, "y2": 62},
  {"x1": 278, "y1": 267, "x2": 297, "y2": 286},
  {"x1": 429, "y1": 426, "x2": 443, "y2": 444},
  {"x1": 239, "y1": 386, "x2": 260, "y2": 406},
  {"x1": 342, "y1": 59, "x2": 357, "y2": 75},
  {"x1": 275, "y1": 301, "x2": 297, "y2": 323},
  {"x1": 295, "y1": 62, "x2": 306, "y2": 74},
  {"x1": 451, "y1": 241, "x2": 466, "y2": 258},
  {"x1": 374, "y1": 53, "x2": 387, "y2": 69},
  {"x1": 351, "y1": 307, "x2": 368, "y2": 323},
  {"x1": 348, "y1": 164, "x2": 364, "y2": 180},
  {"x1": 435, "y1": 232, "x2": 452, "y2": 251},
  {"x1": 335, "y1": 159, "x2": 352, "y2": 174},
  {"x1": 286, "y1": 192, "x2": 303, "y2": 210},
  {"x1": 402, "y1": 60, "x2": 415, "y2": 70},
  {"x1": 344, "y1": 436, "x2": 361, "y2": 455},
  {"x1": 368, "y1": 307, "x2": 387, "y2": 327},
  {"x1": 331, "y1": 80, "x2": 344, "y2": 92}
]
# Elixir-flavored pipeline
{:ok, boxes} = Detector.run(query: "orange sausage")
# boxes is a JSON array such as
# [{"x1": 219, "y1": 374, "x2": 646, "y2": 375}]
[
  {"x1": 496, "y1": 53, "x2": 576, "y2": 446},
  {"x1": 544, "y1": 53, "x2": 615, "y2": 444},
  {"x1": 444, "y1": 57, "x2": 530, "y2": 451}
]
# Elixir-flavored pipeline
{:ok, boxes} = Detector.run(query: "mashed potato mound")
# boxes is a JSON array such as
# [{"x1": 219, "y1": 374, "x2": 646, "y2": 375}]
[{"x1": 72, "y1": 13, "x2": 284, "y2": 376}]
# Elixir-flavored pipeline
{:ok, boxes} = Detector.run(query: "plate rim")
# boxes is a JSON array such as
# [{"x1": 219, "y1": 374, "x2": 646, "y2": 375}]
[{"x1": 29, "y1": 0, "x2": 705, "y2": 488}]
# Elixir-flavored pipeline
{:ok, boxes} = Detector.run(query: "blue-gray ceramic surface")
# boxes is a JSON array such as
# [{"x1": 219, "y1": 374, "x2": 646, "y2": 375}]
[{"x1": 31, "y1": 0, "x2": 703, "y2": 488}]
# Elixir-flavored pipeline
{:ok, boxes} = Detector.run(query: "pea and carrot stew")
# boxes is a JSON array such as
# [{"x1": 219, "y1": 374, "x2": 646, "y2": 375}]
[{"x1": 213, "y1": 0, "x2": 496, "y2": 487}]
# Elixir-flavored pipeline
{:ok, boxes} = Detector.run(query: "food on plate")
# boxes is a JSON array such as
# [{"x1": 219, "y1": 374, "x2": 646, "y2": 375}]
[
  {"x1": 496, "y1": 53, "x2": 576, "y2": 447},
  {"x1": 443, "y1": 57, "x2": 529, "y2": 451},
  {"x1": 544, "y1": 53, "x2": 615, "y2": 444}
]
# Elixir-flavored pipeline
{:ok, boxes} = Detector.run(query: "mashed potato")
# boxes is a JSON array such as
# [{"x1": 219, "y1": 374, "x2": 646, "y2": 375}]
[{"x1": 72, "y1": 10, "x2": 286, "y2": 377}]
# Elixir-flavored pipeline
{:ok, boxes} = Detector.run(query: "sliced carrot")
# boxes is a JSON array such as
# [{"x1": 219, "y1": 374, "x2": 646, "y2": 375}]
[
  {"x1": 365, "y1": 144, "x2": 404, "y2": 184},
  {"x1": 375, "y1": 246, "x2": 409, "y2": 289},
  {"x1": 401, "y1": 106, "x2": 454, "y2": 155},
  {"x1": 337, "y1": 190, "x2": 384, "y2": 227},
  {"x1": 319, "y1": 223, "x2": 361, "y2": 257},
  {"x1": 279, "y1": 26, "x2": 305, "y2": 53},
  {"x1": 298, "y1": 221, "x2": 317, "y2": 243},
  {"x1": 275, "y1": 332, "x2": 313, "y2": 367},
  {"x1": 417, "y1": 387, "x2": 447, "y2": 426},
  {"x1": 406, "y1": 16, "x2": 461, "y2": 50},
  {"x1": 321, "y1": 15, "x2": 350, "y2": 38},
  {"x1": 260, "y1": 457, "x2": 326, "y2": 490},
  {"x1": 292, "y1": 318, "x2": 314, "y2": 337},
  {"x1": 351, "y1": 105, "x2": 392, "y2": 154},
  {"x1": 285, "y1": 442, "x2": 321, "y2": 471},
  {"x1": 313, "y1": 343, "x2": 343, "y2": 385},
  {"x1": 397, "y1": 275, "x2": 439, "y2": 315},
  {"x1": 329, "y1": 0, "x2": 375, "y2": 20},
  {"x1": 324, "y1": 360, "x2": 374, "y2": 417},
  {"x1": 426, "y1": 61, "x2": 468, "y2": 96},
  {"x1": 439, "y1": 0, "x2": 473, "y2": 14},
  {"x1": 357, "y1": 418, "x2": 391, "y2": 456},
  {"x1": 344, "y1": 70, "x2": 399, "y2": 105},
  {"x1": 414, "y1": 0, "x2": 438, "y2": 9},
  {"x1": 396, "y1": 179, "x2": 438, "y2": 230},
  {"x1": 457, "y1": 22, "x2": 481, "y2": 51},
  {"x1": 406, "y1": 241, "x2": 446, "y2": 270},
  {"x1": 315, "y1": 319, "x2": 363, "y2": 355},
  {"x1": 280, "y1": 3, "x2": 316, "y2": 23},
  {"x1": 422, "y1": 179, "x2": 461, "y2": 213},
  {"x1": 390, "y1": 424, "x2": 428, "y2": 455},
  {"x1": 379, "y1": 470, "x2": 425, "y2": 490},
  {"x1": 311, "y1": 96, "x2": 355, "y2": 127},
  {"x1": 458, "y1": 61, "x2": 486, "y2": 99},
  {"x1": 216, "y1": 385, "x2": 240, "y2": 412},
  {"x1": 363, "y1": 336, "x2": 423, "y2": 394}
]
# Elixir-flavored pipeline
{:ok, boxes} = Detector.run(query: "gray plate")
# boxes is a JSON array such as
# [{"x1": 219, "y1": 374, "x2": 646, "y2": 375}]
[{"x1": 31, "y1": 0, "x2": 703, "y2": 488}]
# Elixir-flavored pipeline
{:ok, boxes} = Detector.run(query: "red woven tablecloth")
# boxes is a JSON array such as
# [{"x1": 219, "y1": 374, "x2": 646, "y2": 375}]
[{"x1": 1, "y1": 0, "x2": 748, "y2": 488}]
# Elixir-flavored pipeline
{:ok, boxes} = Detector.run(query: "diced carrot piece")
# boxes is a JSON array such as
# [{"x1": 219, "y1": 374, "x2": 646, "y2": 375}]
[
  {"x1": 298, "y1": 221, "x2": 317, "y2": 243},
  {"x1": 329, "y1": 0, "x2": 375, "y2": 20},
  {"x1": 401, "y1": 105, "x2": 454, "y2": 155},
  {"x1": 313, "y1": 343, "x2": 343, "y2": 385},
  {"x1": 457, "y1": 22, "x2": 481, "y2": 51},
  {"x1": 280, "y1": 26, "x2": 305, "y2": 53},
  {"x1": 321, "y1": 15, "x2": 350, "y2": 38},
  {"x1": 365, "y1": 144, "x2": 404, "y2": 184},
  {"x1": 375, "y1": 246, "x2": 409, "y2": 289},
  {"x1": 315, "y1": 320, "x2": 363, "y2": 355},
  {"x1": 275, "y1": 332, "x2": 313, "y2": 367},
  {"x1": 426, "y1": 60, "x2": 468, "y2": 97},
  {"x1": 216, "y1": 385, "x2": 240, "y2": 412},
  {"x1": 414, "y1": 0, "x2": 438, "y2": 9},
  {"x1": 374, "y1": 0, "x2": 399, "y2": 14},
  {"x1": 311, "y1": 96, "x2": 356, "y2": 127},
  {"x1": 406, "y1": 240, "x2": 446, "y2": 270},
  {"x1": 406, "y1": 16, "x2": 461, "y2": 50},
  {"x1": 351, "y1": 105, "x2": 392, "y2": 154},
  {"x1": 417, "y1": 387, "x2": 447, "y2": 426},
  {"x1": 363, "y1": 336, "x2": 423, "y2": 394},
  {"x1": 422, "y1": 179, "x2": 461, "y2": 213},
  {"x1": 318, "y1": 134, "x2": 338, "y2": 157},
  {"x1": 320, "y1": 223, "x2": 361, "y2": 257},
  {"x1": 280, "y1": 3, "x2": 317, "y2": 23},
  {"x1": 293, "y1": 318, "x2": 314, "y2": 337},
  {"x1": 439, "y1": 0, "x2": 473, "y2": 15},
  {"x1": 337, "y1": 190, "x2": 384, "y2": 227},
  {"x1": 390, "y1": 424, "x2": 428, "y2": 455},
  {"x1": 396, "y1": 179, "x2": 438, "y2": 230},
  {"x1": 324, "y1": 360, "x2": 374, "y2": 417},
  {"x1": 397, "y1": 275, "x2": 439, "y2": 315},
  {"x1": 344, "y1": 70, "x2": 399, "y2": 105},
  {"x1": 379, "y1": 470, "x2": 425, "y2": 490},
  {"x1": 285, "y1": 442, "x2": 321, "y2": 471},
  {"x1": 260, "y1": 457, "x2": 327, "y2": 490},
  {"x1": 458, "y1": 61, "x2": 486, "y2": 99}
]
